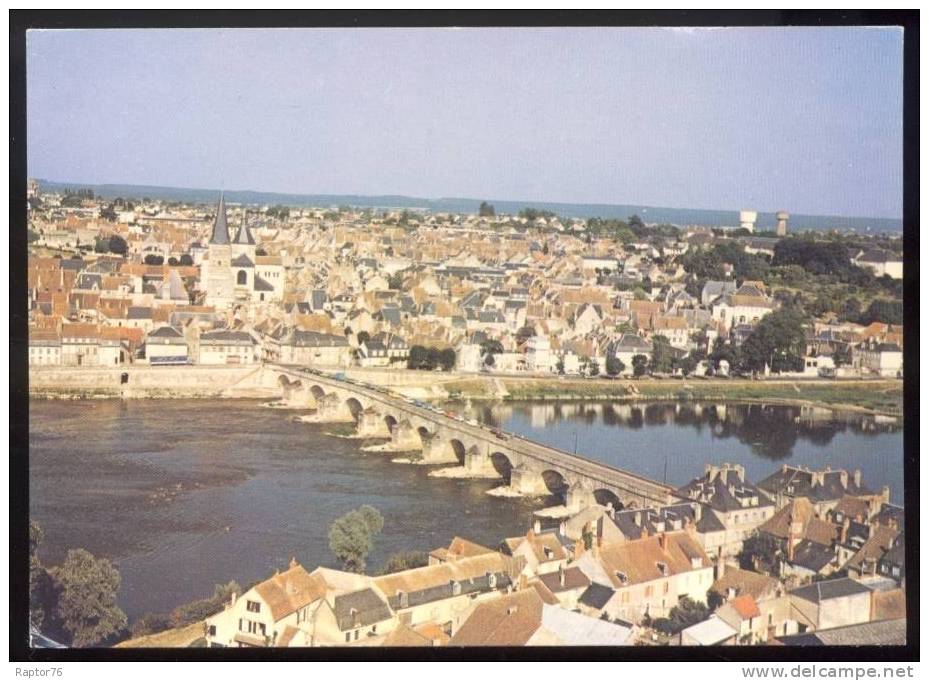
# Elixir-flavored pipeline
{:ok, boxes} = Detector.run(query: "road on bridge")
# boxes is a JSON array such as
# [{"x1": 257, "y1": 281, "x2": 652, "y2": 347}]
[{"x1": 273, "y1": 364, "x2": 674, "y2": 505}]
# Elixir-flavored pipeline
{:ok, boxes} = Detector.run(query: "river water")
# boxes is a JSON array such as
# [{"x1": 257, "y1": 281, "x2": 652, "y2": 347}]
[{"x1": 28, "y1": 398, "x2": 902, "y2": 622}]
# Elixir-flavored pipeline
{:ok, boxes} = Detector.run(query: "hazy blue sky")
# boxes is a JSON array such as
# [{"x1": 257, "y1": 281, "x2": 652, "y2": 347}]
[{"x1": 27, "y1": 27, "x2": 903, "y2": 217}]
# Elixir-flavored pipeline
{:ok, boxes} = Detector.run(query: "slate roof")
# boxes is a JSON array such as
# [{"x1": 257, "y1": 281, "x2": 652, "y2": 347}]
[
  {"x1": 210, "y1": 194, "x2": 230, "y2": 245},
  {"x1": 200, "y1": 330, "x2": 255, "y2": 345},
  {"x1": 789, "y1": 577, "x2": 872, "y2": 604},
  {"x1": 231, "y1": 253, "x2": 255, "y2": 268},
  {"x1": 675, "y1": 466, "x2": 769, "y2": 514},
  {"x1": 332, "y1": 588, "x2": 393, "y2": 631},
  {"x1": 788, "y1": 539, "x2": 836, "y2": 573},
  {"x1": 578, "y1": 582, "x2": 615, "y2": 610},
  {"x1": 127, "y1": 306, "x2": 153, "y2": 320},
  {"x1": 285, "y1": 330, "x2": 348, "y2": 347},
  {"x1": 775, "y1": 619, "x2": 905, "y2": 646},
  {"x1": 756, "y1": 466, "x2": 874, "y2": 502},
  {"x1": 147, "y1": 325, "x2": 184, "y2": 339},
  {"x1": 253, "y1": 275, "x2": 274, "y2": 292},
  {"x1": 538, "y1": 567, "x2": 591, "y2": 594}
]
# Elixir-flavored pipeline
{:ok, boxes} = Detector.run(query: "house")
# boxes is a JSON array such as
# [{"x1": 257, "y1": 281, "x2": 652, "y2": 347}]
[
  {"x1": 500, "y1": 530, "x2": 569, "y2": 576},
  {"x1": 711, "y1": 284, "x2": 776, "y2": 333},
  {"x1": 198, "y1": 329, "x2": 258, "y2": 365},
  {"x1": 756, "y1": 465, "x2": 888, "y2": 515},
  {"x1": 851, "y1": 341, "x2": 903, "y2": 378},
  {"x1": 448, "y1": 588, "x2": 634, "y2": 646},
  {"x1": 607, "y1": 333, "x2": 652, "y2": 375},
  {"x1": 675, "y1": 463, "x2": 776, "y2": 559},
  {"x1": 29, "y1": 329, "x2": 62, "y2": 366},
  {"x1": 854, "y1": 250, "x2": 903, "y2": 280},
  {"x1": 576, "y1": 531, "x2": 714, "y2": 624},
  {"x1": 372, "y1": 552, "x2": 523, "y2": 633},
  {"x1": 535, "y1": 565, "x2": 591, "y2": 609},
  {"x1": 205, "y1": 561, "x2": 330, "y2": 647},
  {"x1": 277, "y1": 329, "x2": 351, "y2": 367},
  {"x1": 756, "y1": 497, "x2": 839, "y2": 581},
  {"x1": 145, "y1": 325, "x2": 189, "y2": 365},
  {"x1": 786, "y1": 578, "x2": 874, "y2": 633}
]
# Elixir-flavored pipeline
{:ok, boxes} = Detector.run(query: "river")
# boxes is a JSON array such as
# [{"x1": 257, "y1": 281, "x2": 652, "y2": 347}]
[{"x1": 28, "y1": 398, "x2": 902, "y2": 622}]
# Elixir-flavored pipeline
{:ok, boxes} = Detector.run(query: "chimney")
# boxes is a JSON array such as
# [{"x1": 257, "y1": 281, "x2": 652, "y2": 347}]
[
  {"x1": 693, "y1": 503, "x2": 703, "y2": 522},
  {"x1": 881, "y1": 486, "x2": 890, "y2": 504},
  {"x1": 289, "y1": 556, "x2": 298, "y2": 569},
  {"x1": 853, "y1": 469, "x2": 862, "y2": 488},
  {"x1": 839, "y1": 471, "x2": 848, "y2": 489},
  {"x1": 559, "y1": 565, "x2": 566, "y2": 587},
  {"x1": 658, "y1": 532, "x2": 668, "y2": 551},
  {"x1": 840, "y1": 517, "x2": 850, "y2": 545},
  {"x1": 230, "y1": 591, "x2": 238, "y2": 607},
  {"x1": 533, "y1": 518, "x2": 542, "y2": 534},
  {"x1": 716, "y1": 559, "x2": 726, "y2": 580}
]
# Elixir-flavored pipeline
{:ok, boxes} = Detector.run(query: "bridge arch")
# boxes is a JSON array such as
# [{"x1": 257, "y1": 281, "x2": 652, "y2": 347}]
[
  {"x1": 449, "y1": 439, "x2": 467, "y2": 465},
  {"x1": 277, "y1": 375, "x2": 303, "y2": 401},
  {"x1": 309, "y1": 385, "x2": 327, "y2": 400},
  {"x1": 383, "y1": 414, "x2": 398, "y2": 434},
  {"x1": 540, "y1": 469, "x2": 569, "y2": 498},
  {"x1": 416, "y1": 425, "x2": 433, "y2": 443},
  {"x1": 593, "y1": 488, "x2": 624, "y2": 511},
  {"x1": 490, "y1": 451, "x2": 516, "y2": 482},
  {"x1": 344, "y1": 397, "x2": 364, "y2": 422}
]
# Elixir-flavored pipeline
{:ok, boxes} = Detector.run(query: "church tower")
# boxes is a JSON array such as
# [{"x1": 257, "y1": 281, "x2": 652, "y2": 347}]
[
  {"x1": 230, "y1": 209, "x2": 257, "y2": 292},
  {"x1": 204, "y1": 193, "x2": 235, "y2": 305}
]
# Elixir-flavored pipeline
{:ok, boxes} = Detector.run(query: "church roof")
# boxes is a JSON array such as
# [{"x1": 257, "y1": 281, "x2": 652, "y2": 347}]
[
  {"x1": 231, "y1": 254, "x2": 255, "y2": 268},
  {"x1": 210, "y1": 194, "x2": 230, "y2": 245},
  {"x1": 234, "y1": 211, "x2": 255, "y2": 245}
]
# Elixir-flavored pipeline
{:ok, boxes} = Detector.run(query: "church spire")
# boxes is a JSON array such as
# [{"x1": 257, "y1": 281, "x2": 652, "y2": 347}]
[
  {"x1": 210, "y1": 193, "x2": 230, "y2": 245},
  {"x1": 234, "y1": 206, "x2": 255, "y2": 245}
]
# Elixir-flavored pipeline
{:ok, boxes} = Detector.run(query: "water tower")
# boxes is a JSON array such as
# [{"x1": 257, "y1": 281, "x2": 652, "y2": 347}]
[
  {"x1": 739, "y1": 210, "x2": 758, "y2": 233},
  {"x1": 776, "y1": 211, "x2": 790, "y2": 236}
]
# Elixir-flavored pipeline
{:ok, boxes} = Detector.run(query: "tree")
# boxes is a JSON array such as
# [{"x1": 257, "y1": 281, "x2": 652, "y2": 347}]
[
  {"x1": 50, "y1": 549, "x2": 127, "y2": 647},
  {"x1": 555, "y1": 357, "x2": 565, "y2": 375},
  {"x1": 632, "y1": 354, "x2": 648, "y2": 377},
  {"x1": 605, "y1": 355, "x2": 625, "y2": 377},
  {"x1": 740, "y1": 306, "x2": 809, "y2": 374},
  {"x1": 387, "y1": 272, "x2": 404, "y2": 290},
  {"x1": 587, "y1": 359, "x2": 600, "y2": 377},
  {"x1": 478, "y1": 201, "x2": 496, "y2": 217},
  {"x1": 859, "y1": 299, "x2": 903, "y2": 326},
  {"x1": 378, "y1": 551, "x2": 429, "y2": 575},
  {"x1": 328, "y1": 505, "x2": 384, "y2": 573},
  {"x1": 438, "y1": 348, "x2": 457, "y2": 372},
  {"x1": 628, "y1": 214, "x2": 645, "y2": 230},
  {"x1": 143, "y1": 254, "x2": 164, "y2": 266},
  {"x1": 167, "y1": 256, "x2": 179, "y2": 266},
  {"x1": 178, "y1": 254, "x2": 194, "y2": 266},
  {"x1": 29, "y1": 521, "x2": 53, "y2": 629},
  {"x1": 738, "y1": 533, "x2": 781, "y2": 575},
  {"x1": 28, "y1": 228, "x2": 41, "y2": 243},
  {"x1": 356, "y1": 331, "x2": 371, "y2": 346},
  {"x1": 107, "y1": 234, "x2": 128, "y2": 256},
  {"x1": 648, "y1": 596, "x2": 710, "y2": 635},
  {"x1": 649, "y1": 336, "x2": 675, "y2": 374}
]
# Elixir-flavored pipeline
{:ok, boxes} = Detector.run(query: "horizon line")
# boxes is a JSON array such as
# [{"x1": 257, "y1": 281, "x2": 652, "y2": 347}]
[{"x1": 32, "y1": 176, "x2": 903, "y2": 223}]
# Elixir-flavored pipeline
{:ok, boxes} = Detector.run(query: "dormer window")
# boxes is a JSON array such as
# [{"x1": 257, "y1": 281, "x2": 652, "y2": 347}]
[
  {"x1": 246, "y1": 600, "x2": 261, "y2": 613},
  {"x1": 543, "y1": 547, "x2": 554, "y2": 559},
  {"x1": 615, "y1": 571, "x2": 628, "y2": 585},
  {"x1": 656, "y1": 562, "x2": 668, "y2": 576}
]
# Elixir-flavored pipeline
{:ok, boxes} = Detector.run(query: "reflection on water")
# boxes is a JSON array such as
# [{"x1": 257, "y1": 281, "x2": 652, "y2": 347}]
[
  {"x1": 28, "y1": 398, "x2": 902, "y2": 623},
  {"x1": 461, "y1": 401, "x2": 902, "y2": 501}
]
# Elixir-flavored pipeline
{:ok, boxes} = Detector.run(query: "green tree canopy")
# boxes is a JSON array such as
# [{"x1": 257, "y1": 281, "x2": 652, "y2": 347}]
[
  {"x1": 649, "y1": 336, "x2": 675, "y2": 374},
  {"x1": 631, "y1": 354, "x2": 648, "y2": 377},
  {"x1": 50, "y1": 549, "x2": 127, "y2": 647},
  {"x1": 740, "y1": 306, "x2": 809, "y2": 374},
  {"x1": 378, "y1": 551, "x2": 429, "y2": 575},
  {"x1": 605, "y1": 355, "x2": 625, "y2": 377},
  {"x1": 328, "y1": 505, "x2": 384, "y2": 574},
  {"x1": 479, "y1": 201, "x2": 496, "y2": 217}
]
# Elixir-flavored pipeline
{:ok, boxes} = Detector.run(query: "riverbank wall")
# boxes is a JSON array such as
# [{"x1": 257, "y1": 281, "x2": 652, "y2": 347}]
[{"x1": 29, "y1": 365, "x2": 279, "y2": 399}]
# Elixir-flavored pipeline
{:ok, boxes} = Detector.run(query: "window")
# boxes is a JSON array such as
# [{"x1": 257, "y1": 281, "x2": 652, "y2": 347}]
[
  {"x1": 345, "y1": 632, "x2": 351, "y2": 643},
  {"x1": 208, "y1": 625, "x2": 216, "y2": 636},
  {"x1": 645, "y1": 585, "x2": 654, "y2": 598},
  {"x1": 246, "y1": 600, "x2": 261, "y2": 613}
]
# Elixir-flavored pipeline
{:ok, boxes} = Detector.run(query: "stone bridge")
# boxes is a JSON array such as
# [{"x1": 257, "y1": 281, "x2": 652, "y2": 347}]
[{"x1": 265, "y1": 364, "x2": 674, "y2": 511}]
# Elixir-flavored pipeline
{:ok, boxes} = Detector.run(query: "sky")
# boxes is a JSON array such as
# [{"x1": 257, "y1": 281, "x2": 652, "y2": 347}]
[{"x1": 26, "y1": 26, "x2": 903, "y2": 218}]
